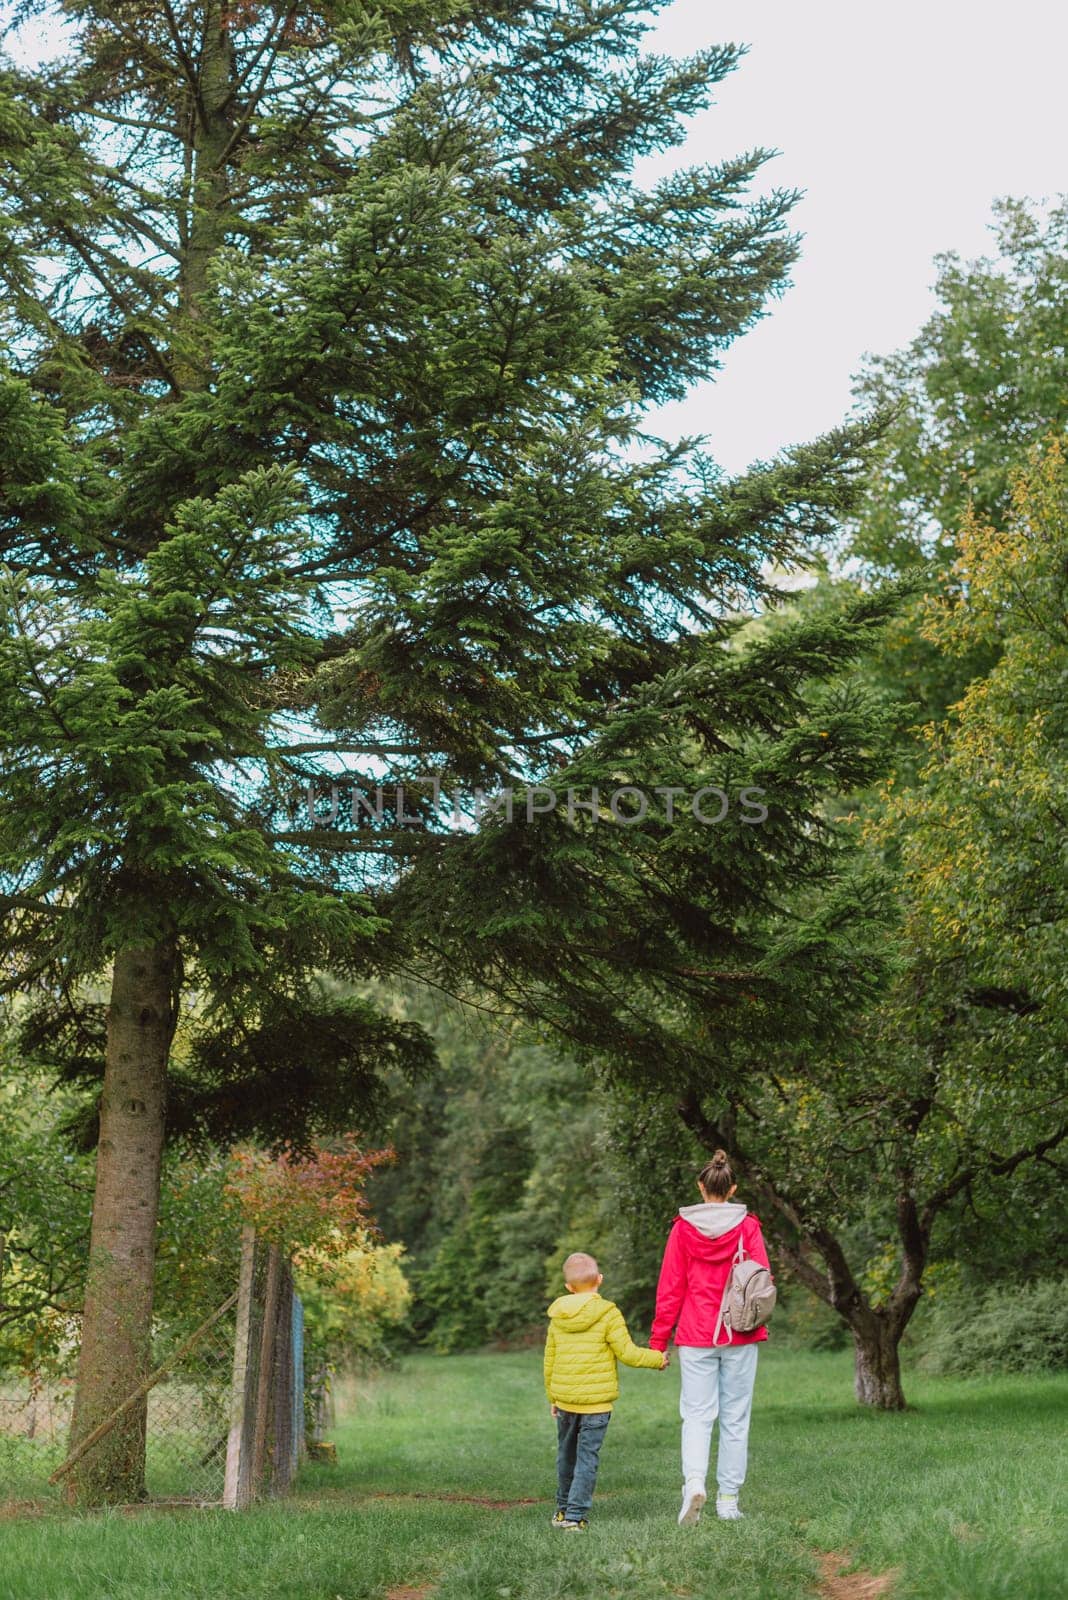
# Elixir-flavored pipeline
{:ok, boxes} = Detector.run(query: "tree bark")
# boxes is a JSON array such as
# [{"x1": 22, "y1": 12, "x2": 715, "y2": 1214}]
[
  {"x1": 65, "y1": 942, "x2": 177, "y2": 1505},
  {"x1": 181, "y1": 1, "x2": 234, "y2": 316},
  {"x1": 250, "y1": 1242, "x2": 283, "y2": 1498},
  {"x1": 851, "y1": 1313, "x2": 907, "y2": 1410}
]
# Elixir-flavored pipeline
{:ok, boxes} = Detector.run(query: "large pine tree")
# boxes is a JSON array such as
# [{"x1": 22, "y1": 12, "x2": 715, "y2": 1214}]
[{"x1": 1, "y1": 1, "x2": 891, "y2": 1498}]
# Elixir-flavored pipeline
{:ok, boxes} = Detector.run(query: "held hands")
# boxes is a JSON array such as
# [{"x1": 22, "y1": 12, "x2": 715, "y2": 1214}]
[{"x1": 660, "y1": 1351, "x2": 670, "y2": 1368}]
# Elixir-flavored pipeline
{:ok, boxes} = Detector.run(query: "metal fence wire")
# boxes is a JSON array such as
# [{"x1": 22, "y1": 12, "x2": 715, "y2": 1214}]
[
  {"x1": 0, "y1": 1379, "x2": 70, "y2": 1500},
  {"x1": 0, "y1": 1227, "x2": 304, "y2": 1509}
]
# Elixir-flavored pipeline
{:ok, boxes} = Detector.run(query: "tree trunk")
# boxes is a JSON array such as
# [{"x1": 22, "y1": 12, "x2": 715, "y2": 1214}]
[
  {"x1": 852, "y1": 1315, "x2": 907, "y2": 1410},
  {"x1": 182, "y1": 1, "x2": 234, "y2": 316},
  {"x1": 65, "y1": 942, "x2": 176, "y2": 1505}
]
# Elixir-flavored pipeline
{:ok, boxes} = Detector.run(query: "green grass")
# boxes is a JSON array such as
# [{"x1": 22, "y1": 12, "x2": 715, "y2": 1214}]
[
  {"x1": 0, "y1": 1428, "x2": 223, "y2": 1506},
  {"x1": 0, "y1": 1350, "x2": 1065, "y2": 1599}
]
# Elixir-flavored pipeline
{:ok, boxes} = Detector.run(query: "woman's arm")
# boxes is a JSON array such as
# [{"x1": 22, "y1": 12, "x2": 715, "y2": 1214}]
[{"x1": 649, "y1": 1220, "x2": 687, "y2": 1350}]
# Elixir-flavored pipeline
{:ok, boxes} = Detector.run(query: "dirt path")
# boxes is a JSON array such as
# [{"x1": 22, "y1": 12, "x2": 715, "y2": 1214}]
[
  {"x1": 294, "y1": 1485, "x2": 546, "y2": 1513},
  {"x1": 815, "y1": 1550, "x2": 898, "y2": 1598},
  {"x1": 371, "y1": 1490, "x2": 541, "y2": 1511},
  {"x1": 315, "y1": 1487, "x2": 900, "y2": 1599}
]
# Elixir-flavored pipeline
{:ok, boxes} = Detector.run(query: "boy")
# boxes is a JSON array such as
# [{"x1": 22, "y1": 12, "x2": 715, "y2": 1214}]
[{"x1": 544, "y1": 1251, "x2": 667, "y2": 1530}]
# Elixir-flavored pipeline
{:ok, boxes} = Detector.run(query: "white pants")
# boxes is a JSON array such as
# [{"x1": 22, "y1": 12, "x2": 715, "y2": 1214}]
[{"x1": 677, "y1": 1343, "x2": 759, "y2": 1495}]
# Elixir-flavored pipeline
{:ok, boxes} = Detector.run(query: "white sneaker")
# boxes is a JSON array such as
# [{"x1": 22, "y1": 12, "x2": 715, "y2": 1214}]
[
  {"x1": 716, "y1": 1494, "x2": 744, "y2": 1520},
  {"x1": 678, "y1": 1481, "x2": 706, "y2": 1526}
]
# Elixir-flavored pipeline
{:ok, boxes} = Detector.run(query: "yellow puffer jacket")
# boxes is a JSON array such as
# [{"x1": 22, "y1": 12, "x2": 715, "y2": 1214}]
[{"x1": 544, "y1": 1292, "x2": 664, "y2": 1413}]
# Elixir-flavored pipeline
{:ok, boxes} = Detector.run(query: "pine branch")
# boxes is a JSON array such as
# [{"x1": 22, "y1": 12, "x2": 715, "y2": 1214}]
[
  {"x1": 159, "y1": 0, "x2": 210, "y2": 128},
  {"x1": 217, "y1": 4, "x2": 300, "y2": 166}
]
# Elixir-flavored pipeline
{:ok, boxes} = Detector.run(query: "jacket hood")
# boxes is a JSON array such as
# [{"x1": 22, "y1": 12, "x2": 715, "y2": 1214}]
[
  {"x1": 547, "y1": 1291, "x2": 613, "y2": 1331},
  {"x1": 678, "y1": 1201, "x2": 748, "y2": 1240}
]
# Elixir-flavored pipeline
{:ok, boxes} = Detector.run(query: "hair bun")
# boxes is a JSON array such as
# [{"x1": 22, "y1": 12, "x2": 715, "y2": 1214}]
[{"x1": 697, "y1": 1150, "x2": 735, "y2": 1199}]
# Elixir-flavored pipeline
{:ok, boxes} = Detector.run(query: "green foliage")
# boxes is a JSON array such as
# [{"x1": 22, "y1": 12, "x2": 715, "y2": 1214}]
[
  {"x1": 1, "y1": 1046, "x2": 413, "y2": 1373},
  {"x1": 478, "y1": 209, "x2": 1068, "y2": 1385},
  {"x1": 0, "y1": 1052, "x2": 241, "y2": 1371},
  {"x1": 20, "y1": 0, "x2": 1064, "y2": 1433},
  {"x1": 874, "y1": 439, "x2": 1068, "y2": 1210},
  {"x1": 0, "y1": 1054, "x2": 93, "y2": 1375},
  {"x1": 752, "y1": 210, "x2": 1068, "y2": 1341},
  {"x1": 768, "y1": 1286, "x2": 850, "y2": 1353},
  {"x1": 592, "y1": 1086, "x2": 705, "y2": 1326},
  {"x1": 0, "y1": 0, "x2": 916, "y2": 1490},
  {"x1": 401, "y1": 584, "x2": 905, "y2": 1105},
  {"x1": 0, "y1": 0, "x2": 900, "y2": 1161},
  {"x1": 917, "y1": 1278, "x2": 1068, "y2": 1377},
  {"x1": 843, "y1": 197, "x2": 1068, "y2": 756},
  {"x1": 368, "y1": 983, "x2": 684, "y2": 1350},
  {"x1": 366, "y1": 989, "x2": 548, "y2": 1347},
  {"x1": 853, "y1": 198, "x2": 1068, "y2": 566},
  {"x1": 297, "y1": 1241, "x2": 411, "y2": 1369},
  {"x1": 415, "y1": 1163, "x2": 546, "y2": 1353},
  {"x1": 152, "y1": 1156, "x2": 241, "y2": 1340}
]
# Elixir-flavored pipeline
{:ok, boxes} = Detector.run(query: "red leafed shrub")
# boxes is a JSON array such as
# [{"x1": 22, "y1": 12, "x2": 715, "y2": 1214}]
[{"x1": 224, "y1": 1136, "x2": 394, "y2": 1263}]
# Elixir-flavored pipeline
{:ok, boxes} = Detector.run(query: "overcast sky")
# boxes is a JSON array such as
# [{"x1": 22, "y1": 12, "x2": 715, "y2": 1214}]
[{"x1": 638, "y1": 0, "x2": 1067, "y2": 471}]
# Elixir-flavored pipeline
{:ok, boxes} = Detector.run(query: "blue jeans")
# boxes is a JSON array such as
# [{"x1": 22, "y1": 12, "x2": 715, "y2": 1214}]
[
  {"x1": 555, "y1": 1409, "x2": 611, "y2": 1521},
  {"x1": 677, "y1": 1344, "x2": 759, "y2": 1495}
]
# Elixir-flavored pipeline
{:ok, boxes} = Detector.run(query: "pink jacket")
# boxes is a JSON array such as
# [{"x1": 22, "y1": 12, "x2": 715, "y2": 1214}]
[{"x1": 650, "y1": 1205, "x2": 772, "y2": 1350}]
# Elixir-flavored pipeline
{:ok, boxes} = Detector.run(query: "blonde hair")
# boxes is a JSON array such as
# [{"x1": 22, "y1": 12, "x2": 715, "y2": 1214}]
[{"x1": 563, "y1": 1251, "x2": 600, "y2": 1288}]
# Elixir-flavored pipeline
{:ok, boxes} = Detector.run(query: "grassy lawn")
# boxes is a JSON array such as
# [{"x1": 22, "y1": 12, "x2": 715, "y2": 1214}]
[{"x1": 0, "y1": 1349, "x2": 1064, "y2": 1599}]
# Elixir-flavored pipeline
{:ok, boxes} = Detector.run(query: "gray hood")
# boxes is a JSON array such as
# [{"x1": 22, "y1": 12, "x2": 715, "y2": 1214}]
[{"x1": 678, "y1": 1200, "x2": 747, "y2": 1239}]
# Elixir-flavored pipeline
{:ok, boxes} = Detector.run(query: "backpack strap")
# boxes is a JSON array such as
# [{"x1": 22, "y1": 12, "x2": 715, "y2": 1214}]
[{"x1": 712, "y1": 1225, "x2": 747, "y2": 1346}]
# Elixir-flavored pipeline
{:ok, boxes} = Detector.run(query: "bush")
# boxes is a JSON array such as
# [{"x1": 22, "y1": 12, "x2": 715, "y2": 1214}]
[
  {"x1": 917, "y1": 1276, "x2": 1068, "y2": 1376},
  {"x1": 297, "y1": 1240, "x2": 411, "y2": 1365},
  {"x1": 768, "y1": 1284, "x2": 850, "y2": 1352}
]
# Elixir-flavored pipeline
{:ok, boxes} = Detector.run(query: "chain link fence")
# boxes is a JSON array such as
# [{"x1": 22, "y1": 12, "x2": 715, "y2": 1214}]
[
  {"x1": 0, "y1": 1377, "x2": 70, "y2": 1502},
  {"x1": 0, "y1": 1228, "x2": 305, "y2": 1509}
]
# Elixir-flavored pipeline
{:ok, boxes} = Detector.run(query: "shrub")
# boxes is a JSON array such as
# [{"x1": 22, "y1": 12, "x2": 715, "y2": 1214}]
[
  {"x1": 770, "y1": 1285, "x2": 850, "y2": 1352},
  {"x1": 916, "y1": 1276, "x2": 1068, "y2": 1376},
  {"x1": 297, "y1": 1241, "x2": 411, "y2": 1366}
]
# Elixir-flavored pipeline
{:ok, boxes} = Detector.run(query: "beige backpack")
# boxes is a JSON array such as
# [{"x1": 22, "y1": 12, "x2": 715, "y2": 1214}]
[{"x1": 713, "y1": 1229, "x2": 777, "y2": 1345}]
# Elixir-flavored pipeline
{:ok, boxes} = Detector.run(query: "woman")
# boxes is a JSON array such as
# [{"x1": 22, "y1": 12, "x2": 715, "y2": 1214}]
[{"x1": 649, "y1": 1149, "x2": 772, "y2": 1527}]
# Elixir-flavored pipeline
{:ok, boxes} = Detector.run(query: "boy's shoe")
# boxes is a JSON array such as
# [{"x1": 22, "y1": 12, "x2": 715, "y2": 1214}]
[
  {"x1": 678, "y1": 1481, "x2": 706, "y2": 1527},
  {"x1": 551, "y1": 1510, "x2": 568, "y2": 1527},
  {"x1": 561, "y1": 1519, "x2": 589, "y2": 1531},
  {"x1": 716, "y1": 1494, "x2": 744, "y2": 1521}
]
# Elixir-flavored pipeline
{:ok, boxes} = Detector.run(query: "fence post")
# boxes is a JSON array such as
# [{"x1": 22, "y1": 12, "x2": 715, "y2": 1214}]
[
  {"x1": 249, "y1": 1241, "x2": 282, "y2": 1498},
  {"x1": 223, "y1": 1225, "x2": 256, "y2": 1510},
  {"x1": 308, "y1": 1359, "x2": 333, "y2": 1443},
  {"x1": 272, "y1": 1262, "x2": 294, "y2": 1492}
]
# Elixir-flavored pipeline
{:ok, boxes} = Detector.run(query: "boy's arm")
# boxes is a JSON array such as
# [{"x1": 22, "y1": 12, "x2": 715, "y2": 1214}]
[
  {"x1": 649, "y1": 1219, "x2": 686, "y2": 1351},
  {"x1": 544, "y1": 1322, "x2": 556, "y2": 1398},
  {"x1": 605, "y1": 1306, "x2": 667, "y2": 1369}
]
